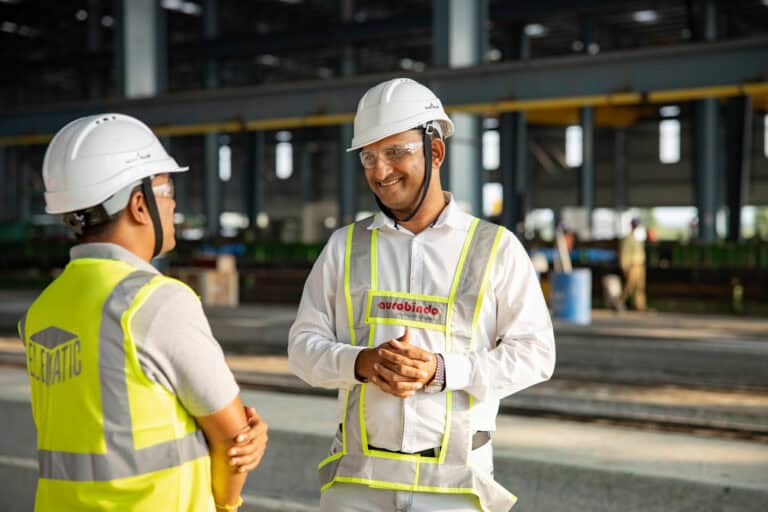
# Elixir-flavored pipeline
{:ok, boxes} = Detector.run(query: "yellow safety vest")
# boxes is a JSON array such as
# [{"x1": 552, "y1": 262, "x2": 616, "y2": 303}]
[
  {"x1": 318, "y1": 218, "x2": 518, "y2": 512},
  {"x1": 19, "y1": 258, "x2": 213, "y2": 511}
]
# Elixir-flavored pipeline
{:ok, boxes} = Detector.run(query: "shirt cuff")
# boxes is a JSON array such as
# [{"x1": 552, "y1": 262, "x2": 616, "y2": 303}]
[
  {"x1": 441, "y1": 352, "x2": 472, "y2": 391},
  {"x1": 340, "y1": 345, "x2": 368, "y2": 387}
]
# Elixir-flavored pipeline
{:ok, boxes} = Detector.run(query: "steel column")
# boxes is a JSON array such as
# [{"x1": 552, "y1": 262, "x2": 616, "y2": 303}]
[
  {"x1": 613, "y1": 128, "x2": 627, "y2": 234},
  {"x1": 500, "y1": 25, "x2": 530, "y2": 233},
  {"x1": 245, "y1": 131, "x2": 264, "y2": 227},
  {"x1": 579, "y1": 106, "x2": 595, "y2": 224},
  {"x1": 693, "y1": 0, "x2": 719, "y2": 242},
  {"x1": 0, "y1": 147, "x2": 7, "y2": 220},
  {"x1": 693, "y1": 99, "x2": 719, "y2": 242},
  {"x1": 432, "y1": 0, "x2": 488, "y2": 216},
  {"x1": 500, "y1": 112, "x2": 527, "y2": 233},
  {"x1": 118, "y1": 0, "x2": 160, "y2": 98},
  {"x1": 204, "y1": 0, "x2": 220, "y2": 236},
  {"x1": 337, "y1": 0, "x2": 356, "y2": 225},
  {"x1": 725, "y1": 95, "x2": 752, "y2": 242}
]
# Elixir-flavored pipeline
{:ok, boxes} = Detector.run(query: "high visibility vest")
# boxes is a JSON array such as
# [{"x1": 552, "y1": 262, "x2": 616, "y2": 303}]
[
  {"x1": 318, "y1": 218, "x2": 518, "y2": 512},
  {"x1": 19, "y1": 258, "x2": 212, "y2": 511}
]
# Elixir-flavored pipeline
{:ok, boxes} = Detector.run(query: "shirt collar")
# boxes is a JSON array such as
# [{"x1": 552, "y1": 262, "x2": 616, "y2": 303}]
[
  {"x1": 368, "y1": 192, "x2": 471, "y2": 232},
  {"x1": 70, "y1": 243, "x2": 160, "y2": 274}
]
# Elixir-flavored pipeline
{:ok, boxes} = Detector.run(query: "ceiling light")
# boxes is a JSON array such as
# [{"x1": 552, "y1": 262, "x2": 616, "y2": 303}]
[
  {"x1": 632, "y1": 10, "x2": 658, "y2": 23},
  {"x1": 487, "y1": 48, "x2": 502, "y2": 61},
  {"x1": 660, "y1": 105, "x2": 680, "y2": 118},
  {"x1": 587, "y1": 43, "x2": 600, "y2": 55},
  {"x1": 180, "y1": 2, "x2": 201, "y2": 15},
  {"x1": 0, "y1": 21, "x2": 17, "y2": 33},
  {"x1": 101, "y1": 15, "x2": 114, "y2": 27},
  {"x1": 162, "y1": 0, "x2": 201, "y2": 16},
  {"x1": 75, "y1": 9, "x2": 88, "y2": 21},
  {"x1": 524, "y1": 23, "x2": 547, "y2": 38},
  {"x1": 257, "y1": 54, "x2": 279, "y2": 66},
  {"x1": 571, "y1": 40, "x2": 584, "y2": 52},
  {"x1": 0, "y1": 0, "x2": 20, "y2": 4}
]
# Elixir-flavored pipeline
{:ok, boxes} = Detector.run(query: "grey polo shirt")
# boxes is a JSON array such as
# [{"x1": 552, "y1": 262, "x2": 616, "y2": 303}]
[{"x1": 70, "y1": 243, "x2": 239, "y2": 417}]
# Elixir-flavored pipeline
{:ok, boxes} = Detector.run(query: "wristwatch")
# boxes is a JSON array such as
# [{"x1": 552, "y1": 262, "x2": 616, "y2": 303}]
[{"x1": 424, "y1": 354, "x2": 445, "y2": 393}]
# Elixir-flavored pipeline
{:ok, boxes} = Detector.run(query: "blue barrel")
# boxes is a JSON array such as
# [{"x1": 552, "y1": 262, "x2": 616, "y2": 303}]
[{"x1": 551, "y1": 269, "x2": 591, "y2": 325}]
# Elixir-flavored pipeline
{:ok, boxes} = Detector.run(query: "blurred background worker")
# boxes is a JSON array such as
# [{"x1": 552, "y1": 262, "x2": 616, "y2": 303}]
[
  {"x1": 18, "y1": 114, "x2": 267, "y2": 511},
  {"x1": 620, "y1": 217, "x2": 647, "y2": 311},
  {"x1": 288, "y1": 78, "x2": 555, "y2": 512}
]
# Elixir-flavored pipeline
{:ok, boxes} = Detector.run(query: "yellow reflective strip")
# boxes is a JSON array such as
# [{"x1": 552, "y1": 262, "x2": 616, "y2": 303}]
[
  {"x1": 437, "y1": 391, "x2": 453, "y2": 464},
  {"x1": 367, "y1": 228, "x2": 378, "y2": 347},
  {"x1": 370, "y1": 229, "x2": 378, "y2": 290},
  {"x1": 364, "y1": 448, "x2": 438, "y2": 463},
  {"x1": 324, "y1": 476, "x2": 498, "y2": 496},
  {"x1": 369, "y1": 290, "x2": 450, "y2": 303},
  {"x1": 321, "y1": 477, "x2": 517, "y2": 511},
  {"x1": 317, "y1": 451, "x2": 343, "y2": 470},
  {"x1": 413, "y1": 461, "x2": 420, "y2": 488},
  {"x1": 365, "y1": 291, "x2": 374, "y2": 325},
  {"x1": 366, "y1": 317, "x2": 446, "y2": 333},
  {"x1": 446, "y1": 219, "x2": 479, "y2": 353},
  {"x1": 360, "y1": 384, "x2": 369, "y2": 454},
  {"x1": 470, "y1": 227, "x2": 504, "y2": 351},
  {"x1": 344, "y1": 225, "x2": 356, "y2": 346},
  {"x1": 341, "y1": 389, "x2": 350, "y2": 455}
]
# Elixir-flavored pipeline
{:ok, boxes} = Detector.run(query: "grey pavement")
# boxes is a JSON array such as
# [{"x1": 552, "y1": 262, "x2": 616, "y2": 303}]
[
  {"x1": 3, "y1": 291, "x2": 767, "y2": 388},
  {"x1": 0, "y1": 367, "x2": 766, "y2": 512},
  {"x1": 3, "y1": 336, "x2": 767, "y2": 435}
]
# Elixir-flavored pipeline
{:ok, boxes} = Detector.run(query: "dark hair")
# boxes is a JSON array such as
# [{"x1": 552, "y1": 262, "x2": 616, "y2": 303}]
[{"x1": 63, "y1": 184, "x2": 141, "y2": 242}]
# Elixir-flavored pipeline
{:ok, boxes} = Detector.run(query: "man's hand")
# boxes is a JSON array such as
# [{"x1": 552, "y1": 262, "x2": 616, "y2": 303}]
[
  {"x1": 377, "y1": 328, "x2": 437, "y2": 390},
  {"x1": 355, "y1": 329, "x2": 437, "y2": 398},
  {"x1": 228, "y1": 406, "x2": 268, "y2": 473}
]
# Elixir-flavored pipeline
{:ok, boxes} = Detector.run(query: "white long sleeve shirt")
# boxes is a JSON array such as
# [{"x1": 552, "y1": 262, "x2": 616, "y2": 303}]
[{"x1": 288, "y1": 195, "x2": 555, "y2": 453}]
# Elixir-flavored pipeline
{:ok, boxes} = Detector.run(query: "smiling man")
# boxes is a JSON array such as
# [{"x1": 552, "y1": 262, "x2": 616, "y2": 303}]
[{"x1": 288, "y1": 78, "x2": 556, "y2": 512}]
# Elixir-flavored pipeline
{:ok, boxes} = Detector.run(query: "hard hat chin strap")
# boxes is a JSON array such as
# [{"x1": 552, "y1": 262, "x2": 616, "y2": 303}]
[
  {"x1": 377, "y1": 122, "x2": 436, "y2": 225},
  {"x1": 141, "y1": 177, "x2": 164, "y2": 257}
]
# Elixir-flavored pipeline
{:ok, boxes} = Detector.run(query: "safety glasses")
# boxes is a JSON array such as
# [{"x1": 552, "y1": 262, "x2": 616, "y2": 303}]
[
  {"x1": 151, "y1": 178, "x2": 174, "y2": 199},
  {"x1": 359, "y1": 141, "x2": 423, "y2": 169}
]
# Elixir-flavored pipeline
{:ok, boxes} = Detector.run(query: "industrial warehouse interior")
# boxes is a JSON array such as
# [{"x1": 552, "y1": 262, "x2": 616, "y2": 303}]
[{"x1": 0, "y1": 1, "x2": 767, "y2": 511}]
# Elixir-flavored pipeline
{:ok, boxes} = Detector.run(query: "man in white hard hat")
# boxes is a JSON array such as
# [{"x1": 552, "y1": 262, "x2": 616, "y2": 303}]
[
  {"x1": 289, "y1": 78, "x2": 555, "y2": 511},
  {"x1": 19, "y1": 113, "x2": 267, "y2": 511}
]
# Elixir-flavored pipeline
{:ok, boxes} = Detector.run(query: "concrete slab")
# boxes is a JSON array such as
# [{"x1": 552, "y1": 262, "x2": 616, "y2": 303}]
[
  {"x1": 4, "y1": 337, "x2": 768, "y2": 434},
  {"x1": 1, "y1": 367, "x2": 766, "y2": 512}
]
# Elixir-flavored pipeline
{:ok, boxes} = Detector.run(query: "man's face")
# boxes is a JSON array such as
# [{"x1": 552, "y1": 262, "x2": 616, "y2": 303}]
[
  {"x1": 361, "y1": 130, "x2": 425, "y2": 214},
  {"x1": 150, "y1": 173, "x2": 177, "y2": 254}
]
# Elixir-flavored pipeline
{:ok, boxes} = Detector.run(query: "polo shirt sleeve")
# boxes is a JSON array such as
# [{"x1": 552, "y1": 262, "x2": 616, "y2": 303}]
[{"x1": 130, "y1": 281, "x2": 240, "y2": 417}]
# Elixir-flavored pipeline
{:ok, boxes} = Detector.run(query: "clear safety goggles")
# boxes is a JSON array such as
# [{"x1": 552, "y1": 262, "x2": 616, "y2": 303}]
[
  {"x1": 151, "y1": 178, "x2": 174, "y2": 199},
  {"x1": 359, "y1": 141, "x2": 423, "y2": 169}
]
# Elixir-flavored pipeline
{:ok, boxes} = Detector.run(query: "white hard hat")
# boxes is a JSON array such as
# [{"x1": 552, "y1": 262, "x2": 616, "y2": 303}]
[
  {"x1": 347, "y1": 78, "x2": 454, "y2": 151},
  {"x1": 43, "y1": 113, "x2": 188, "y2": 214}
]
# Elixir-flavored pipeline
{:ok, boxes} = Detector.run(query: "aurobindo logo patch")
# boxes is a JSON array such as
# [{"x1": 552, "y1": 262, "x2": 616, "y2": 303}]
[
  {"x1": 367, "y1": 292, "x2": 447, "y2": 327},
  {"x1": 378, "y1": 300, "x2": 440, "y2": 315}
]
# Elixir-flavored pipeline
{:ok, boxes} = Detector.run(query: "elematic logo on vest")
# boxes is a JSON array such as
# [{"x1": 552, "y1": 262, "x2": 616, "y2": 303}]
[{"x1": 27, "y1": 326, "x2": 82, "y2": 385}]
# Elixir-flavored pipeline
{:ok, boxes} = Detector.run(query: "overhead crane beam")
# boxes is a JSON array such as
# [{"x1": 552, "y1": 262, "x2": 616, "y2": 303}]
[{"x1": 1, "y1": 36, "x2": 766, "y2": 144}]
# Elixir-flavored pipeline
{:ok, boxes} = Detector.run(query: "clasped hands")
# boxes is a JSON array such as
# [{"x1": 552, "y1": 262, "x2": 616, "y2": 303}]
[{"x1": 354, "y1": 328, "x2": 438, "y2": 398}]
